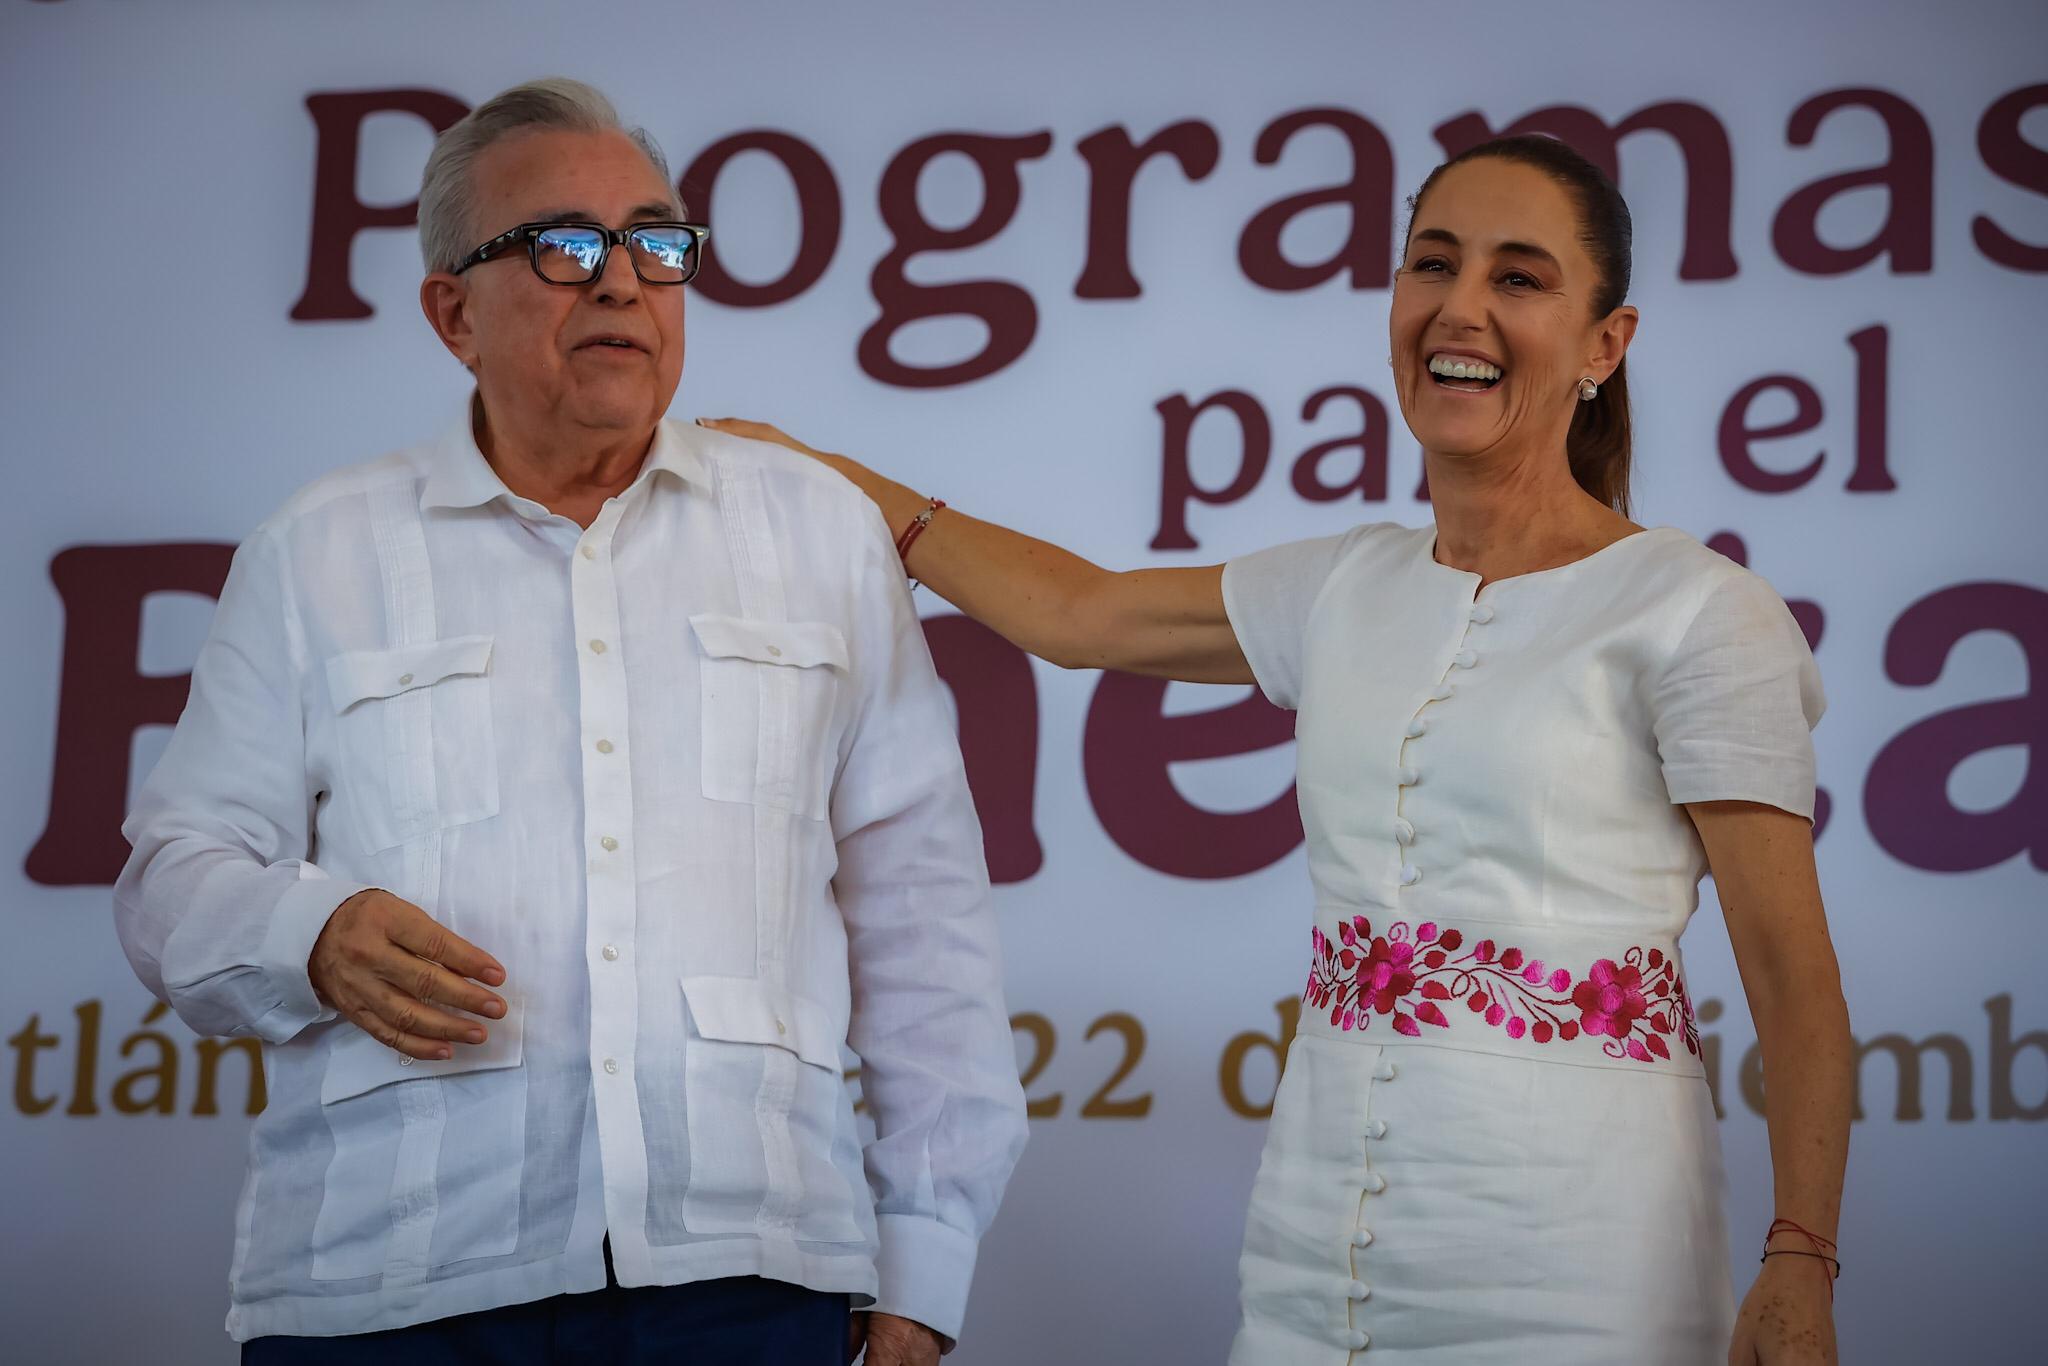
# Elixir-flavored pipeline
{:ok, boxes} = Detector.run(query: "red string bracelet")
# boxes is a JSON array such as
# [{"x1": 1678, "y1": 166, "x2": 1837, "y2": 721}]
[
  {"x1": 1762, "y1": 1218, "x2": 1840, "y2": 1301},
  {"x1": 895, "y1": 498, "x2": 946, "y2": 564}
]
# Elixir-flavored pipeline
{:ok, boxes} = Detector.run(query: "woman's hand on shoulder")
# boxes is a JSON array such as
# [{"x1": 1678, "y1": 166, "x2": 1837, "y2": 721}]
[
  {"x1": 697, "y1": 417, "x2": 869, "y2": 486},
  {"x1": 697, "y1": 418, "x2": 1253, "y2": 684}
]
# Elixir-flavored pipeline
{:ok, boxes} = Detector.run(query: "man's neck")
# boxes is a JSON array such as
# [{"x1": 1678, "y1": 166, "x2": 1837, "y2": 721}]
[{"x1": 475, "y1": 405, "x2": 657, "y2": 529}]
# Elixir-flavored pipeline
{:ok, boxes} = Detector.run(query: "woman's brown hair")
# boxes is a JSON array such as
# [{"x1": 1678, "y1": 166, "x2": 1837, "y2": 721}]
[{"x1": 1406, "y1": 135, "x2": 1636, "y2": 514}]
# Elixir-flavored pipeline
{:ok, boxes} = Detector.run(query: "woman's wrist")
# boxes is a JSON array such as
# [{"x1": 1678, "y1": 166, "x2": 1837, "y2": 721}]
[{"x1": 867, "y1": 474, "x2": 932, "y2": 543}]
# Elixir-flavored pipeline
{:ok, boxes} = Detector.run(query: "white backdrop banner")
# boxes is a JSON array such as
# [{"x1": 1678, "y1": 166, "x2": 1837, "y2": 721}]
[{"x1": 3, "y1": 2, "x2": 2045, "y2": 1362}]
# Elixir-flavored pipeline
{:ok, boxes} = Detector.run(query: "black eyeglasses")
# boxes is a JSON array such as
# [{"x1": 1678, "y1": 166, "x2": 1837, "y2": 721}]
[{"x1": 455, "y1": 220, "x2": 711, "y2": 286}]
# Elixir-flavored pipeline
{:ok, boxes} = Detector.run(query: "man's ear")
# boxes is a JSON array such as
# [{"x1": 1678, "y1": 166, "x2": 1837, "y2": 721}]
[
  {"x1": 1589, "y1": 304, "x2": 1639, "y2": 385},
  {"x1": 420, "y1": 273, "x2": 477, "y2": 370}
]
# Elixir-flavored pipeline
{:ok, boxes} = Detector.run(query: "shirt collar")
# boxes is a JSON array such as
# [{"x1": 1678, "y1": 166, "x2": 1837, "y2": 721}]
[{"x1": 418, "y1": 396, "x2": 711, "y2": 512}]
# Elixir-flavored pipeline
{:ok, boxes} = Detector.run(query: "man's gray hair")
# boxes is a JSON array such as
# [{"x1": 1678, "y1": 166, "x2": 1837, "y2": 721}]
[{"x1": 417, "y1": 77, "x2": 681, "y2": 275}]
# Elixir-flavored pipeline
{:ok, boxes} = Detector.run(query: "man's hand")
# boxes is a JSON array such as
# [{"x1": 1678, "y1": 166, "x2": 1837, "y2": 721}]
[
  {"x1": 847, "y1": 1312, "x2": 945, "y2": 1366},
  {"x1": 308, "y1": 889, "x2": 507, "y2": 1060}
]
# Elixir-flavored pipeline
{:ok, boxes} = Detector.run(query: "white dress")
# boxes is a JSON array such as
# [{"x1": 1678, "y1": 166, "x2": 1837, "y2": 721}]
[{"x1": 1220, "y1": 523, "x2": 1823, "y2": 1365}]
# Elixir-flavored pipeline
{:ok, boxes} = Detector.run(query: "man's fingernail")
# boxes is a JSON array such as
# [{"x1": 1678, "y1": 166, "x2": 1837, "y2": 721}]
[
  {"x1": 437, "y1": 1048, "x2": 452, "y2": 1060},
  {"x1": 467, "y1": 1030, "x2": 485, "y2": 1044}
]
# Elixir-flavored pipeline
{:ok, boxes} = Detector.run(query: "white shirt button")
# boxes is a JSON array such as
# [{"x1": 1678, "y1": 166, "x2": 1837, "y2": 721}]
[
  {"x1": 589, "y1": 639, "x2": 608, "y2": 655},
  {"x1": 767, "y1": 645, "x2": 783, "y2": 658},
  {"x1": 1399, "y1": 864, "x2": 1421, "y2": 886},
  {"x1": 1470, "y1": 603, "x2": 1496, "y2": 624},
  {"x1": 580, "y1": 544, "x2": 597, "y2": 560},
  {"x1": 1398, "y1": 766, "x2": 1420, "y2": 787},
  {"x1": 1364, "y1": 1173, "x2": 1387, "y2": 1194},
  {"x1": 398, "y1": 672, "x2": 414, "y2": 686},
  {"x1": 1349, "y1": 1329, "x2": 1371, "y2": 1350},
  {"x1": 1352, "y1": 1228, "x2": 1374, "y2": 1248},
  {"x1": 774, "y1": 1018, "x2": 788, "y2": 1036},
  {"x1": 595, "y1": 738, "x2": 614, "y2": 755},
  {"x1": 1404, "y1": 718, "x2": 1427, "y2": 738},
  {"x1": 1347, "y1": 1279, "x2": 1371, "y2": 1301},
  {"x1": 1454, "y1": 649, "x2": 1478, "y2": 669},
  {"x1": 1394, "y1": 818, "x2": 1415, "y2": 845},
  {"x1": 398, "y1": 1055, "x2": 414, "y2": 1067},
  {"x1": 1370, "y1": 1119, "x2": 1389, "y2": 1139},
  {"x1": 601, "y1": 944, "x2": 619, "y2": 961},
  {"x1": 602, "y1": 1058, "x2": 619, "y2": 1075},
  {"x1": 600, "y1": 835, "x2": 619, "y2": 852}
]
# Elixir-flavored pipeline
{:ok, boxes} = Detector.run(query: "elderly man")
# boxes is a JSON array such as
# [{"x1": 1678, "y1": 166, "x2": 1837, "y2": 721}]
[{"x1": 114, "y1": 79, "x2": 1026, "y2": 1365}]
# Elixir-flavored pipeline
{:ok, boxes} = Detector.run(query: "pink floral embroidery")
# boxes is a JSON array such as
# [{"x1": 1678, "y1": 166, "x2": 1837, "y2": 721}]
[{"x1": 1305, "y1": 918, "x2": 1698, "y2": 1064}]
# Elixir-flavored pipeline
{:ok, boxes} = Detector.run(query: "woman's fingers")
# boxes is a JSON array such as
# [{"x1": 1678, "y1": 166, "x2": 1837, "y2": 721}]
[{"x1": 697, "y1": 417, "x2": 806, "y2": 451}]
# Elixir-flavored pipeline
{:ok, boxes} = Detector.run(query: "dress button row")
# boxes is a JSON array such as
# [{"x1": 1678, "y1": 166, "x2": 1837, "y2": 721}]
[
  {"x1": 1453, "y1": 648, "x2": 1478, "y2": 669},
  {"x1": 1374, "y1": 1060, "x2": 1398, "y2": 1082},
  {"x1": 1430, "y1": 683, "x2": 1455, "y2": 702},
  {"x1": 1469, "y1": 603, "x2": 1497, "y2": 624},
  {"x1": 1347, "y1": 1279, "x2": 1371, "y2": 1302},
  {"x1": 1398, "y1": 766, "x2": 1420, "y2": 787},
  {"x1": 1394, "y1": 818, "x2": 1415, "y2": 845},
  {"x1": 1352, "y1": 1228, "x2": 1374, "y2": 1248},
  {"x1": 1348, "y1": 1328, "x2": 1371, "y2": 1350},
  {"x1": 1368, "y1": 1119, "x2": 1388, "y2": 1140},
  {"x1": 1399, "y1": 865, "x2": 1421, "y2": 886},
  {"x1": 1364, "y1": 1172, "x2": 1387, "y2": 1194},
  {"x1": 1404, "y1": 718, "x2": 1427, "y2": 739}
]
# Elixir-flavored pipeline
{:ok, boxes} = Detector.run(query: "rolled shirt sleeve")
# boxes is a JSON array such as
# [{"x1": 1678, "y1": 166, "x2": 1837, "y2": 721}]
[
  {"x1": 828, "y1": 501, "x2": 1029, "y2": 1345},
  {"x1": 1222, "y1": 529, "x2": 1361, "y2": 710},
  {"x1": 1652, "y1": 570, "x2": 1827, "y2": 818},
  {"x1": 114, "y1": 525, "x2": 368, "y2": 1043}
]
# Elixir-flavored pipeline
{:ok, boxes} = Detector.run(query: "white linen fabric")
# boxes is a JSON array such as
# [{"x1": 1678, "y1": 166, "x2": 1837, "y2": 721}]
[
  {"x1": 114, "y1": 412, "x2": 1027, "y2": 1343},
  {"x1": 1221, "y1": 522, "x2": 1823, "y2": 1364}
]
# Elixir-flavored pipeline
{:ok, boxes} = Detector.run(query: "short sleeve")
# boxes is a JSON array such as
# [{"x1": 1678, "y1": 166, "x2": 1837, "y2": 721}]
[
  {"x1": 1221, "y1": 532, "x2": 1354, "y2": 710},
  {"x1": 1652, "y1": 572, "x2": 1826, "y2": 818}
]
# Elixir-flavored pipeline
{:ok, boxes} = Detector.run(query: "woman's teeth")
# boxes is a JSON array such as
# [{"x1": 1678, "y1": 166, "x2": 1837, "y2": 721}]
[{"x1": 1427, "y1": 355, "x2": 1503, "y2": 385}]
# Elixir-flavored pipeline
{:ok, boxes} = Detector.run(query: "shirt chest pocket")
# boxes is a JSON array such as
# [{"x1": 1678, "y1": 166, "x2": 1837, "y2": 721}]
[
  {"x1": 324, "y1": 635, "x2": 501, "y2": 854},
  {"x1": 690, "y1": 615, "x2": 848, "y2": 821}
]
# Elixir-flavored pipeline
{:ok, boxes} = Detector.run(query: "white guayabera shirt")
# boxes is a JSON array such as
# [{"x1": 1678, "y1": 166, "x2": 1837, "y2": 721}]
[{"x1": 114, "y1": 410, "x2": 1028, "y2": 1343}]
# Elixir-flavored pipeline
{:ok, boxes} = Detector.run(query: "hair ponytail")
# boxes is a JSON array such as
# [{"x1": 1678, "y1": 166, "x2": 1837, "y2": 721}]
[{"x1": 1568, "y1": 355, "x2": 1632, "y2": 514}]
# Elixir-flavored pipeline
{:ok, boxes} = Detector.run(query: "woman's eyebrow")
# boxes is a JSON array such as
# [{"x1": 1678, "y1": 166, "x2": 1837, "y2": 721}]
[
  {"x1": 1410, "y1": 227, "x2": 1563, "y2": 274},
  {"x1": 1497, "y1": 240, "x2": 1564, "y2": 272}
]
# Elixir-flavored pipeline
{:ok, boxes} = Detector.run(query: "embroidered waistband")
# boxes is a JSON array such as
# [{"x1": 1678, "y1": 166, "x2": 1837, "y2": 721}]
[{"x1": 1299, "y1": 912, "x2": 1703, "y2": 1076}]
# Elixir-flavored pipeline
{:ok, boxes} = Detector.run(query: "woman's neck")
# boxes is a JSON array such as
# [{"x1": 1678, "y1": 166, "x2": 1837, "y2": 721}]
[{"x1": 1423, "y1": 442, "x2": 1639, "y2": 585}]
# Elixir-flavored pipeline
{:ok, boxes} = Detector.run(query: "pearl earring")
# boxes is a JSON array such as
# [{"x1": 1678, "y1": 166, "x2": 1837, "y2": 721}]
[{"x1": 1578, "y1": 376, "x2": 1598, "y2": 401}]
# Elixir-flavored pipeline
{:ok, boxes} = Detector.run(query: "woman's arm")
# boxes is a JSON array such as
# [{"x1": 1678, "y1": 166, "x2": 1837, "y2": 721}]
[
  {"x1": 1688, "y1": 800, "x2": 1850, "y2": 1366},
  {"x1": 699, "y1": 419, "x2": 1252, "y2": 683}
]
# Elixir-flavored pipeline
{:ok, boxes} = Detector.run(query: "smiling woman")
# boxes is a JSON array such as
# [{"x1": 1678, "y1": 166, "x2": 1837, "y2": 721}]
[
  {"x1": 709, "y1": 131, "x2": 1852, "y2": 1366},
  {"x1": 1395, "y1": 134, "x2": 1637, "y2": 516}
]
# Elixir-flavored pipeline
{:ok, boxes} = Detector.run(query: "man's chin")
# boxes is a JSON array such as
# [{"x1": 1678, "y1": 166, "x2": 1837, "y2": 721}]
[{"x1": 563, "y1": 388, "x2": 672, "y2": 435}]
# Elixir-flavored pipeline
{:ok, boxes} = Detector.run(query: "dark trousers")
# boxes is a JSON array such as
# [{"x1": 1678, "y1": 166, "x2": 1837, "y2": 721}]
[{"x1": 242, "y1": 1250, "x2": 849, "y2": 1366}]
